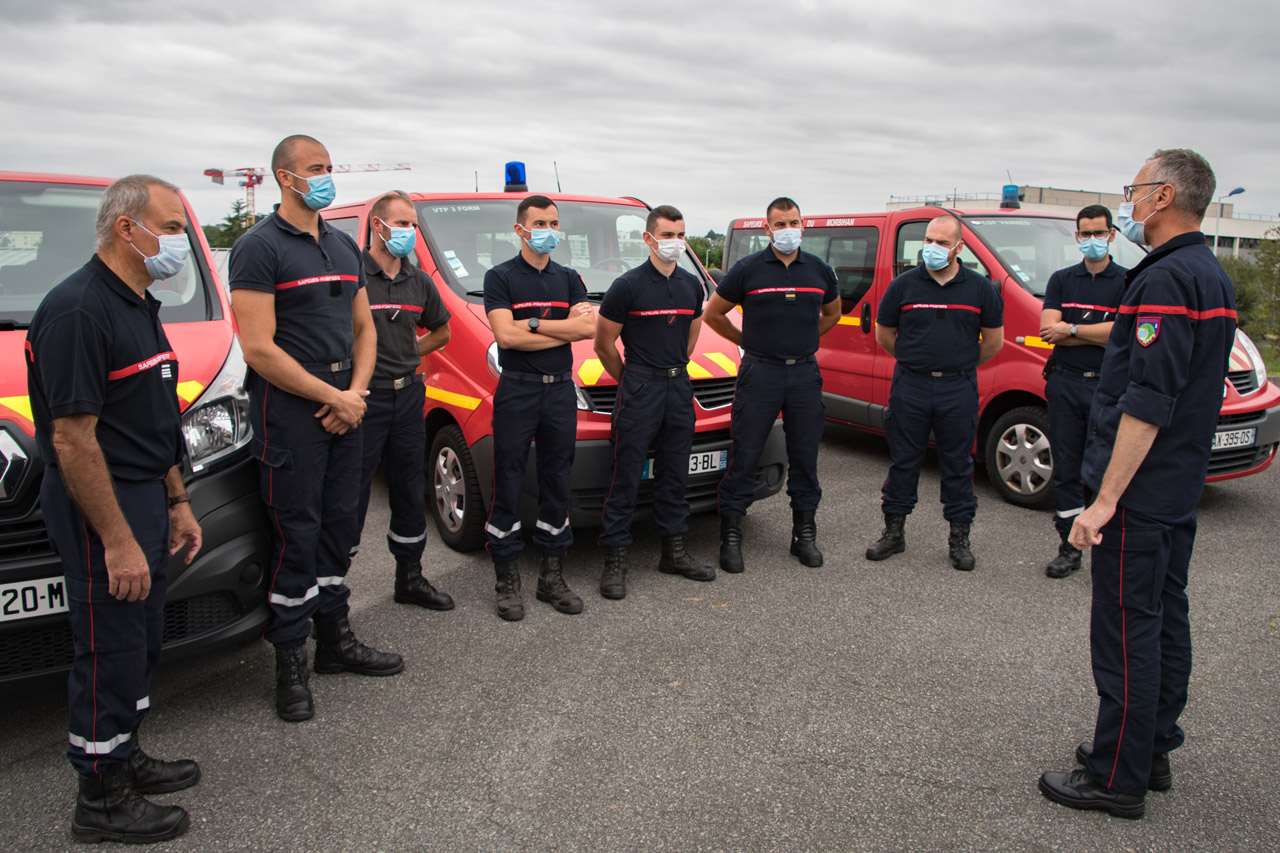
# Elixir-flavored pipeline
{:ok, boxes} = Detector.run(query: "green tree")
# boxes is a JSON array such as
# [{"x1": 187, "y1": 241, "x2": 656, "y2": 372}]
[
  {"x1": 1218, "y1": 226, "x2": 1280, "y2": 345},
  {"x1": 205, "y1": 199, "x2": 252, "y2": 248}
]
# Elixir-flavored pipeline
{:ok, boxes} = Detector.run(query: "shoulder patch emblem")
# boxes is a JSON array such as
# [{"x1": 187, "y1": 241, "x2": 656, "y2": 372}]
[{"x1": 1136, "y1": 316, "x2": 1160, "y2": 347}]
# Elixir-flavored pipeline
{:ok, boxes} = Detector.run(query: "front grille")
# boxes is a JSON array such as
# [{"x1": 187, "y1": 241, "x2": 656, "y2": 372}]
[
  {"x1": 1206, "y1": 442, "x2": 1277, "y2": 477},
  {"x1": 582, "y1": 376, "x2": 738, "y2": 415},
  {"x1": 1217, "y1": 411, "x2": 1263, "y2": 427},
  {"x1": 161, "y1": 592, "x2": 241, "y2": 644},
  {"x1": 0, "y1": 488, "x2": 55, "y2": 564},
  {"x1": 1228, "y1": 369, "x2": 1259, "y2": 396}
]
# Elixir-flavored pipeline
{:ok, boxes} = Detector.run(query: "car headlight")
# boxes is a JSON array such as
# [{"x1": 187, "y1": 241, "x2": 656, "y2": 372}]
[
  {"x1": 1236, "y1": 329, "x2": 1268, "y2": 393},
  {"x1": 486, "y1": 341, "x2": 503, "y2": 380},
  {"x1": 182, "y1": 336, "x2": 252, "y2": 474},
  {"x1": 575, "y1": 384, "x2": 591, "y2": 411}
]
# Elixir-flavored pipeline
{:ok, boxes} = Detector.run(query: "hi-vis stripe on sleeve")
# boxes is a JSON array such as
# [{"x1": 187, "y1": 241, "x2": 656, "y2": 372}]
[
  {"x1": 276, "y1": 274, "x2": 360, "y2": 291},
  {"x1": 1117, "y1": 304, "x2": 1238, "y2": 320},
  {"x1": 107, "y1": 352, "x2": 176, "y2": 381}
]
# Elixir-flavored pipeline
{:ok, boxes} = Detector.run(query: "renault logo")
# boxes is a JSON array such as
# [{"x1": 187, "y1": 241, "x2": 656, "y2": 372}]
[{"x1": 0, "y1": 428, "x2": 29, "y2": 502}]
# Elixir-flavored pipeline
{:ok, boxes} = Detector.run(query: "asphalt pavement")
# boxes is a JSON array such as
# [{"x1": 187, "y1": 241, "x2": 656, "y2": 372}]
[{"x1": 2, "y1": 424, "x2": 1278, "y2": 852}]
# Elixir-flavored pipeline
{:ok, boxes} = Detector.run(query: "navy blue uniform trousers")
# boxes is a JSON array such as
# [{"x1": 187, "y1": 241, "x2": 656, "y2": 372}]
[
  {"x1": 1085, "y1": 506, "x2": 1194, "y2": 797},
  {"x1": 354, "y1": 381, "x2": 428, "y2": 564},
  {"x1": 250, "y1": 367, "x2": 360, "y2": 647},
  {"x1": 42, "y1": 470, "x2": 166, "y2": 777},
  {"x1": 718, "y1": 356, "x2": 824, "y2": 517},
  {"x1": 881, "y1": 366, "x2": 979, "y2": 521},
  {"x1": 485, "y1": 374, "x2": 576, "y2": 563},
  {"x1": 1046, "y1": 369, "x2": 1097, "y2": 538},
  {"x1": 599, "y1": 366, "x2": 696, "y2": 546}
]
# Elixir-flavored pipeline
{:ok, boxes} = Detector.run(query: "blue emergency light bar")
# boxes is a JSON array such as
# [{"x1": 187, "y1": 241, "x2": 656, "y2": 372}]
[
  {"x1": 505, "y1": 162, "x2": 528, "y2": 193},
  {"x1": 1000, "y1": 184, "x2": 1021, "y2": 209}
]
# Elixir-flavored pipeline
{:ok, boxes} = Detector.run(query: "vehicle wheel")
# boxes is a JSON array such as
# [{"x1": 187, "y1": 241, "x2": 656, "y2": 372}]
[
  {"x1": 983, "y1": 406, "x2": 1054, "y2": 510},
  {"x1": 427, "y1": 425, "x2": 485, "y2": 552}
]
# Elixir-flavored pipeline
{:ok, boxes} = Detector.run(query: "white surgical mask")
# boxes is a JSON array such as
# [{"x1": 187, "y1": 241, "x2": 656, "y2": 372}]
[
  {"x1": 651, "y1": 238, "x2": 684, "y2": 264},
  {"x1": 771, "y1": 228, "x2": 802, "y2": 254},
  {"x1": 130, "y1": 219, "x2": 190, "y2": 280}
]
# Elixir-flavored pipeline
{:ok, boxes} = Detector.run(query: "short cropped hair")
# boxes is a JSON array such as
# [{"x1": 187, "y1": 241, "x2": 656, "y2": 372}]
[
  {"x1": 95, "y1": 174, "x2": 181, "y2": 251},
  {"x1": 370, "y1": 190, "x2": 413, "y2": 225},
  {"x1": 1076, "y1": 204, "x2": 1114, "y2": 230},
  {"x1": 271, "y1": 134, "x2": 323, "y2": 185},
  {"x1": 766, "y1": 196, "x2": 800, "y2": 219},
  {"x1": 646, "y1": 204, "x2": 684, "y2": 234},
  {"x1": 517, "y1": 194, "x2": 557, "y2": 225},
  {"x1": 1147, "y1": 148, "x2": 1216, "y2": 219}
]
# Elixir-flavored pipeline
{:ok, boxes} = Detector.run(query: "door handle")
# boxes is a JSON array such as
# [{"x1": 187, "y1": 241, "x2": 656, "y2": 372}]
[{"x1": 861, "y1": 301, "x2": 872, "y2": 333}]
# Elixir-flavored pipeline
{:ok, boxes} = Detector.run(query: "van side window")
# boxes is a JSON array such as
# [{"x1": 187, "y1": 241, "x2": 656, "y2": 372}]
[
  {"x1": 328, "y1": 217, "x2": 361, "y2": 246},
  {"x1": 824, "y1": 229, "x2": 878, "y2": 312},
  {"x1": 895, "y1": 220, "x2": 990, "y2": 280}
]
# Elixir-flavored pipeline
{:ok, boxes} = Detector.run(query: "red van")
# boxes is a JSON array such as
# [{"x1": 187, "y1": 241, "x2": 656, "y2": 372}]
[
  {"x1": 323, "y1": 186, "x2": 786, "y2": 551},
  {"x1": 724, "y1": 208, "x2": 1280, "y2": 509},
  {"x1": 0, "y1": 172, "x2": 271, "y2": 686}
]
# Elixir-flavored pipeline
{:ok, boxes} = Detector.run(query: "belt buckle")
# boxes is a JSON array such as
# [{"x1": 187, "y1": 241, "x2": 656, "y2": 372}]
[
  {"x1": 393, "y1": 376, "x2": 408, "y2": 390},
  {"x1": 1084, "y1": 371, "x2": 1098, "y2": 378},
  {"x1": 930, "y1": 371, "x2": 943, "y2": 377},
  {"x1": 542, "y1": 374, "x2": 554, "y2": 384},
  {"x1": 667, "y1": 367, "x2": 679, "y2": 378},
  {"x1": 785, "y1": 359, "x2": 797, "y2": 366}
]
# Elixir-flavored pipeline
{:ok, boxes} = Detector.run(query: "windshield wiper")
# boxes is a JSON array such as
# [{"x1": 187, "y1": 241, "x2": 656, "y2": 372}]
[
  {"x1": 0, "y1": 319, "x2": 30, "y2": 331},
  {"x1": 465, "y1": 289, "x2": 485, "y2": 298},
  {"x1": 585, "y1": 291, "x2": 607, "y2": 302}
]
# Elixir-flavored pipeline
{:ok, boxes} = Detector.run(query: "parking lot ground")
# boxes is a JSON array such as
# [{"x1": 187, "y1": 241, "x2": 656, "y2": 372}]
[{"x1": 3, "y1": 423, "x2": 1278, "y2": 851}]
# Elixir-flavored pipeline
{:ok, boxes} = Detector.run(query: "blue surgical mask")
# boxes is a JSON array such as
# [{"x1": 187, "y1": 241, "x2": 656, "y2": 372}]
[
  {"x1": 771, "y1": 228, "x2": 802, "y2": 254},
  {"x1": 380, "y1": 223, "x2": 416, "y2": 259},
  {"x1": 1117, "y1": 195, "x2": 1157, "y2": 246},
  {"x1": 287, "y1": 171, "x2": 336, "y2": 211},
  {"x1": 130, "y1": 219, "x2": 190, "y2": 280},
  {"x1": 1078, "y1": 236, "x2": 1110, "y2": 261},
  {"x1": 921, "y1": 243, "x2": 953, "y2": 271},
  {"x1": 521, "y1": 226, "x2": 561, "y2": 255}
]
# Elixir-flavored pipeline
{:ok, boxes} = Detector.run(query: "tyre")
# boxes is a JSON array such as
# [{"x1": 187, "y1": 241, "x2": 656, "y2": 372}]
[
  {"x1": 427, "y1": 424, "x2": 485, "y2": 552},
  {"x1": 983, "y1": 406, "x2": 1054, "y2": 510}
]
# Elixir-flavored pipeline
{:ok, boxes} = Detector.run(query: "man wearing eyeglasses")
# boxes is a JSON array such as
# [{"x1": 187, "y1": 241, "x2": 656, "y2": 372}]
[
  {"x1": 1039, "y1": 149, "x2": 1238, "y2": 819},
  {"x1": 351, "y1": 191, "x2": 454, "y2": 612},
  {"x1": 1037, "y1": 205, "x2": 1126, "y2": 579}
]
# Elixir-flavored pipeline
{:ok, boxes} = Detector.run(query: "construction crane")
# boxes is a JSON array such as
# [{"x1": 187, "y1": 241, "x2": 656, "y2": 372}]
[{"x1": 203, "y1": 163, "x2": 411, "y2": 226}]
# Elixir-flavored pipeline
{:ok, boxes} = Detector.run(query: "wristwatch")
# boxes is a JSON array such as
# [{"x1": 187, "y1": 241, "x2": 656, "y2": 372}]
[
  {"x1": 527, "y1": 318, "x2": 540, "y2": 333},
  {"x1": 1069, "y1": 324, "x2": 1079, "y2": 337}
]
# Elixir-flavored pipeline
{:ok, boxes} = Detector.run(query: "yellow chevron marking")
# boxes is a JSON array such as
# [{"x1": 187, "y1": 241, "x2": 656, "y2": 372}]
[
  {"x1": 0, "y1": 395, "x2": 32, "y2": 421},
  {"x1": 687, "y1": 360, "x2": 713, "y2": 379},
  {"x1": 577, "y1": 358, "x2": 607, "y2": 386},
  {"x1": 176, "y1": 381, "x2": 204, "y2": 404},
  {"x1": 1024, "y1": 336, "x2": 1054, "y2": 349},
  {"x1": 425, "y1": 386, "x2": 481, "y2": 410},
  {"x1": 838, "y1": 316, "x2": 861, "y2": 326},
  {"x1": 704, "y1": 352, "x2": 738, "y2": 375}
]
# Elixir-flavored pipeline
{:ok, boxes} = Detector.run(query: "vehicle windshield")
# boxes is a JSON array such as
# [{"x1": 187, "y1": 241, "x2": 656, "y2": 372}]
[
  {"x1": 964, "y1": 216, "x2": 1147, "y2": 297},
  {"x1": 0, "y1": 180, "x2": 214, "y2": 327},
  {"x1": 416, "y1": 199, "x2": 709, "y2": 299}
]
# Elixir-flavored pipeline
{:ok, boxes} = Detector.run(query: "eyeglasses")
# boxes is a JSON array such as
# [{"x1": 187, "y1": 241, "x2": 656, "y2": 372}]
[
  {"x1": 1077, "y1": 229, "x2": 1112, "y2": 239},
  {"x1": 1122, "y1": 182, "x2": 1166, "y2": 202}
]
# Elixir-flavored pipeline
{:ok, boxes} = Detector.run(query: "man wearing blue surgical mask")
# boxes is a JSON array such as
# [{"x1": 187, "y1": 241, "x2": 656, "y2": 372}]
[
  {"x1": 351, "y1": 191, "x2": 454, "y2": 612},
  {"x1": 1037, "y1": 205, "x2": 1126, "y2": 579}
]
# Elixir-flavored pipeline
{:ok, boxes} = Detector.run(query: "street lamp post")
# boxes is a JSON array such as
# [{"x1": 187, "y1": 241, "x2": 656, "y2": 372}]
[{"x1": 1215, "y1": 187, "x2": 1245, "y2": 255}]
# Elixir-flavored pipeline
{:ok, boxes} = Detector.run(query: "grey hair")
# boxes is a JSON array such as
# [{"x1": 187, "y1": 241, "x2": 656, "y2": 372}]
[
  {"x1": 369, "y1": 190, "x2": 414, "y2": 224},
  {"x1": 1147, "y1": 149, "x2": 1216, "y2": 219},
  {"x1": 94, "y1": 174, "x2": 181, "y2": 251}
]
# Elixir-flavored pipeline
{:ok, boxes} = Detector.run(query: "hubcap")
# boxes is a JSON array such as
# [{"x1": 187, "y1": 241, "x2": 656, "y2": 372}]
[
  {"x1": 995, "y1": 422, "x2": 1053, "y2": 497},
  {"x1": 433, "y1": 446, "x2": 466, "y2": 534}
]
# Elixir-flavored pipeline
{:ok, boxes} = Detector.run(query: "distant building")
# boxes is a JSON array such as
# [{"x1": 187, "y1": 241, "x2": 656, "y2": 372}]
[{"x1": 887, "y1": 185, "x2": 1277, "y2": 259}]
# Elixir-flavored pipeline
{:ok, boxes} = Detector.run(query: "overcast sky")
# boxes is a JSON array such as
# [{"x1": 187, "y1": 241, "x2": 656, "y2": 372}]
[{"x1": 3, "y1": 0, "x2": 1278, "y2": 237}]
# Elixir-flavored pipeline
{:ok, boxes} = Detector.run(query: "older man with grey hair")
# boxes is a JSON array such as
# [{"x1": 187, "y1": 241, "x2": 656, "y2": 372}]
[{"x1": 26, "y1": 174, "x2": 203, "y2": 842}]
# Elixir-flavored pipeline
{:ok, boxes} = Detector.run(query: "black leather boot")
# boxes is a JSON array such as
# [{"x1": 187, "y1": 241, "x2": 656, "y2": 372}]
[
  {"x1": 789, "y1": 509, "x2": 824, "y2": 567},
  {"x1": 948, "y1": 521, "x2": 976, "y2": 571},
  {"x1": 1076, "y1": 741, "x2": 1172, "y2": 791},
  {"x1": 719, "y1": 515, "x2": 745, "y2": 573},
  {"x1": 600, "y1": 547, "x2": 628, "y2": 600},
  {"x1": 125, "y1": 742, "x2": 201, "y2": 794},
  {"x1": 658, "y1": 535, "x2": 716, "y2": 581},
  {"x1": 313, "y1": 615, "x2": 404, "y2": 676},
  {"x1": 537, "y1": 556, "x2": 584, "y2": 614},
  {"x1": 72, "y1": 768, "x2": 190, "y2": 843},
  {"x1": 1045, "y1": 535, "x2": 1082, "y2": 579},
  {"x1": 1038, "y1": 769, "x2": 1145, "y2": 819},
  {"x1": 494, "y1": 561, "x2": 524, "y2": 621},
  {"x1": 275, "y1": 644, "x2": 314, "y2": 723},
  {"x1": 865, "y1": 513, "x2": 906, "y2": 561},
  {"x1": 394, "y1": 560, "x2": 455, "y2": 610}
]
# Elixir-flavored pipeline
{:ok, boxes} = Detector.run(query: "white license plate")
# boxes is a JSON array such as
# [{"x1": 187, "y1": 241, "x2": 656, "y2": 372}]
[
  {"x1": 0, "y1": 577, "x2": 69, "y2": 623},
  {"x1": 642, "y1": 450, "x2": 728, "y2": 480},
  {"x1": 1211, "y1": 428, "x2": 1256, "y2": 450}
]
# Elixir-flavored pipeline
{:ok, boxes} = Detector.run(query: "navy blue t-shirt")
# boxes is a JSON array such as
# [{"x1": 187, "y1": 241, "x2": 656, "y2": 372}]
[
  {"x1": 26, "y1": 256, "x2": 182, "y2": 481},
  {"x1": 1042, "y1": 258, "x2": 1127, "y2": 372},
  {"x1": 599, "y1": 259, "x2": 704, "y2": 370},
  {"x1": 228, "y1": 210, "x2": 365, "y2": 364},
  {"x1": 1081, "y1": 232, "x2": 1237, "y2": 521},
  {"x1": 877, "y1": 264, "x2": 1003, "y2": 373},
  {"x1": 362, "y1": 250, "x2": 451, "y2": 381},
  {"x1": 484, "y1": 253, "x2": 588, "y2": 375},
  {"x1": 716, "y1": 248, "x2": 838, "y2": 360}
]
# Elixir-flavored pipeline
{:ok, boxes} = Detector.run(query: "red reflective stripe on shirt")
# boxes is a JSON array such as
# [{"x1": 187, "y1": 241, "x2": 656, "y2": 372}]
[
  {"x1": 369, "y1": 303, "x2": 423, "y2": 312},
  {"x1": 106, "y1": 351, "x2": 176, "y2": 381},
  {"x1": 1117, "y1": 304, "x2": 1238, "y2": 320},
  {"x1": 901, "y1": 303, "x2": 982, "y2": 314},
  {"x1": 24, "y1": 339, "x2": 33, "y2": 362},
  {"x1": 1061, "y1": 302, "x2": 1118, "y2": 313},
  {"x1": 511, "y1": 301, "x2": 569, "y2": 310},
  {"x1": 746, "y1": 287, "x2": 827, "y2": 295},
  {"x1": 627, "y1": 309, "x2": 696, "y2": 316},
  {"x1": 275, "y1": 274, "x2": 360, "y2": 291}
]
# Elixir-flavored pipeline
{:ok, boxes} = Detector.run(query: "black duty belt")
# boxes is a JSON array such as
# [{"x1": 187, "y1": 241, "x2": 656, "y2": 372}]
[
  {"x1": 1056, "y1": 365, "x2": 1101, "y2": 379},
  {"x1": 502, "y1": 370, "x2": 573, "y2": 384},
  {"x1": 624, "y1": 364, "x2": 686, "y2": 379},
  {"x1": 906, "y1": 367, "x2": 968, "y2": 378},
  {"x1": 371, "y1": 373, "x2": 424, "y2": 390},
  {"x1": 744, "y1": 352, "x2": 816, "y2": 366},
  {"x1": 300, "y1": 358, "x2": 353, "y2": 373}
]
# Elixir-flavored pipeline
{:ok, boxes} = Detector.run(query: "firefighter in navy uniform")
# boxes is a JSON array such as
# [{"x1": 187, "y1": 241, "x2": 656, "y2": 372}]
[
  {"x1": 351, "y1": 191, "x2": 454, "y2": 611},
  {"x1": 27, "y1": 175, "x2": 202, "y2": 843},
  {"x1": 1040, "y1": 150, "x2": 1238, "y2": 819},
  {"x1": 595, "y1": 205, "x2": 715, "y2": 599},
  {"x1": 231, "y1": 135, "x2": 402, "y2": 724},
  {"x1": 1038, "y1": 204, "x2": 1126, "y2": 578},
  {"x1": 703, "y1": 197, "x2": 842, "y2": 572},
  {"x1": 483, "y1": 195, "x2": 596, "y2": 620},
  {"x1": 865, "y1": 215, "x2": 1004, "y2": 571}
]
